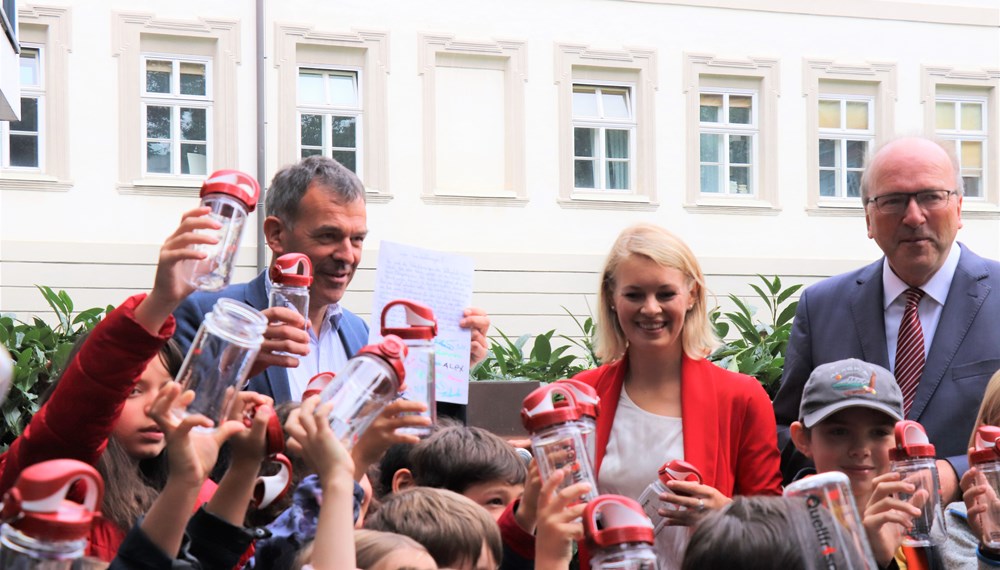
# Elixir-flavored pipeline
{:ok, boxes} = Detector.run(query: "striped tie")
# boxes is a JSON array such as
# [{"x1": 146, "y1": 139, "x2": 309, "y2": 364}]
[{"x1": 896, "y1": 287, "x2": 925, "y2": 416}]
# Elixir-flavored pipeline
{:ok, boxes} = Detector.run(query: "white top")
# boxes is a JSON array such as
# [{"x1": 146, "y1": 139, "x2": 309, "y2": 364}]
[
  {"x1": 599, "y1": 387, "x2": 687, "y2": 568},
  {"x1": 882, "y1": 242, "x2": 961, "y2": 373}
]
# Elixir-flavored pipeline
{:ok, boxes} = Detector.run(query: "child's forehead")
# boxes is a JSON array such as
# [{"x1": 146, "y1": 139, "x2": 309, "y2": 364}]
[{"x1": 821, "y1": 406, "x2": 897, "y2": 426}]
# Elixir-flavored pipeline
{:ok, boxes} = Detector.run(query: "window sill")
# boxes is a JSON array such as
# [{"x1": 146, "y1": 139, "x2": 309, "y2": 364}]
[
  {"x1": 806, "y1": 201, "x2": 865, "y2": 217},
  {"x1": 0, "y1": 174, "x2": 72, "y2": 192},
  {"x1": 422, "y1": 191, "x2": 528, "y2": 207},
  {"x1": 365, "y1": 189, "x2": 393, "y2": 204},
  {"x1": 684, "y1": 196, "x2": 780, "y2": 215},
  {"x1": 118, "y1": 178, "x2": 203, "y2": 197},
  {"x1": 960, "y1": 201, "x2": 1000, "y2": 219},
  {"x1": 559, "y1": 192, "x2": 657, "y2": 211}
]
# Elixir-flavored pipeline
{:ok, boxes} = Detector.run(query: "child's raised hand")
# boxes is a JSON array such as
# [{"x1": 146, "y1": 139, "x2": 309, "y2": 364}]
[
  {"x1": 514, "y1": 458, "x2": 542, "y2": 533},
  {"x1": 862, "y1": 471, "x2": 922, "y2": 567},
  {"x1": 535, "y1": 469, "x2": 589, "y2": 570},
  {"x1": 285, "y1": 395, "x2": 354, "y2": 487},
  {"x1": 225, "y1": 390, "x2": 276, "y2": 466},
  {"x1": 350, "y1": 399, "x2": 430, "y2": 481}
]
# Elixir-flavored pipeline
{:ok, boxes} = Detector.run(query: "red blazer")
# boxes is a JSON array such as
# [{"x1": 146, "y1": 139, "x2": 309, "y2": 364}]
[{"x1": 573, "y1": 353, "x2": 782, "y2": 498}]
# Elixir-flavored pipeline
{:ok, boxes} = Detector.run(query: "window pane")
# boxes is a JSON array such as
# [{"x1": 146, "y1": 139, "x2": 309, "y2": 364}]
[
  {"x1": 10, "y1": 98, "x2": 38, "y2": 132},
  {"x1": 819, "y1": 169, "x2": 836, "y2": 197},
  {"x1": 936, "y1": 101, "x2": 956, "y2": 130},
  {"x1": 601, "y1": 89, "x2": 629, "y2": 119},
  {"x1": 700, "y1": 133, "x2": 721, "y2": 163},
  {"x1": 730, "y1": 166, "x2": 751, "y2": 194},
  {"x1": 301, "y1": 148, "x2": 322, "y2": 158},
  {"x1": 607, "y1": 160, "x2": 629, "y2": 190},
  {"x1": 961, "y1": 140, "x2": 983, "y2": 169},
  {"x1": 846, "y1": 171, "x2": 862, "y2": 198},
  {"x1": 180, "y1": 62, "x2": 207, "y2": 96},
  {"x1": 146, "y1": 60, "x2": 172, "y2": 94},
  {"x1": 700, "y1": 165, "x2": 720, "y2": 193},
  {"x1": 146, "y1": 142, "x2": 171, "y2": 173},
  {"x1": 818, "y1": 100, "x2": 840, "y2": 129},
  {"x1": 19, "y1": 49, "x2": 39, "y2": 86},
  {"x1": 330, "y1": 150, "x2": 357, "y2": 173},
  {"x1": 962, "y1": 102, "x2": 984, "y2": 131},
  {"x1": 574, "y1": 127, "x2": 596, "y2": 157},
  {"x1": 846, "y1": 101, "x2": 869, "y2": 130},
  {"x1": 699, "y1": 93, "x2": 722, "y2": 123},
  {"x1": 331, "y1": 116, "x2": 357, "y2": 148},
  {"x1": 729, "y1": 135, "x2": 751, "y2": 165},
  {"x1": 819, "y1": 139, "x2": 837, "y2": 168},
  {"x1": 573, "y1": 87, "x2": 598, "y2": 117},
  {"x1": 146, "y1": 106, "x2": 172, "y2": 139},
  {"x1": 575, "y1": 159, "x2": 596, "y2": 188},
  {"x1": 9, "y1": 135, "x2": 38, "y2": 167},
  {"x1": 180, "y1": 108, "x2": 206, "y2": 141},
  {"x1": 846, "y1": 140, "x2": 867, "y2": 169},
  {"x1": 329, "y1": 74, "x2": 358, "y2": 107},
  {"x1": 605, "y1": 129, "x2": 629, "y2": 159},
  {"x1": 964, "y1": 175, "x2": 982, "y2": 197},
  {"x1": 301, "y1": 114, "x2": 322, "y2": 147},
  {"x1": 298, "y1": 71, "x2": 325, "y2": 104},
  {"x1": 729, "y1": 95, "x2": 752, "y2": 124},
  {"x1": 181, "y1": 143, "x2": 207, "y2": 175}
]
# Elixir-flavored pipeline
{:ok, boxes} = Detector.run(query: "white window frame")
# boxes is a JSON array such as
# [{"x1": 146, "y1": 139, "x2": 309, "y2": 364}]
[
  {"x1": 571, "y1": 82, "x2": 637, "y2": 193},
  {"x1": 296, "y1": 66, "x2": 364, "y2": 177},
  {"x1": 817, "y1": 95, "x2": 875, "y2": 201},
  {"x1": 935, "y1": 95, "x2": 988, "y2": 199},
  {"x1": 698, "y1": 88, "x2": 758, "y2": 196},
  {"x1": 2, "y1": 43, "x2": 44, "y2": 171},
  {"x1": 140, "y1": 54, "x2": 213, "y2": 178}
]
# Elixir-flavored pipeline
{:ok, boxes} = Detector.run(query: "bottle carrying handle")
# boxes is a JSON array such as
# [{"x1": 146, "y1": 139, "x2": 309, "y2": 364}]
[
  {"x1": 380, "y1": 299, "x2": 438, "y2": 337},
  {"x1": 252, "y1": 454, "x2": 293, "y2": 510},
  {"x1": 4, "y1": 459, "x2": 104, "y2": 517},
  {"x1": 584, "y1": 495, "x2": 654, "y2": 548}
]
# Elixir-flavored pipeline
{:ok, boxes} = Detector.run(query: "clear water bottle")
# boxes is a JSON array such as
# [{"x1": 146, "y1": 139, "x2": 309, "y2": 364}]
[
  {"x1": 318, "y1": 336, "x2": 408, "y2": 449},
  {"x1": 556, "y1": 378, "x2": 599, "y2": 463},
  {"x1": 637, "y1": 459, "x2": 702, "y2": 534},
  {"x1": 783, "y1": 471, "x2": 878, "y2": 569},
  {"x1": 269, "y1": 253, "x2": 312, "y2": 322},
  {"x1": 584, "y1": 495, "x2": 659, "y2": 570},
  {"x1": 969, "y1": 425, "x2": 1000, "y2": 549},
  {"x1": 381, "y1": 300, "x2": 437, "y2": 437},
  {"x1": 187, "y1": 169, "x2": 261, "y2": 292},
  {"x1": 521, "y1": 383, "x2": 598, "y2": 502},
  {"x1": 889, "y1": 420, "x2": 947, "y2": 547},
  {"x1": 175, "y1": 298, "x2": 267, "y2": 428},
  {"x1": 0, "y1": 459, "x2": 104, "y2": 568}
]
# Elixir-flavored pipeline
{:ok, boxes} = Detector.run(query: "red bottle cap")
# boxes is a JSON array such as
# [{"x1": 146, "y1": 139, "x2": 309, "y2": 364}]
[
  {"x1": 303, "y1": 371, "x2": 336, "y2": 401},
  {"x1": 521, "y1": 383, "x2": 582, "y2": 433},
  {"x1": 657, "y1": 459, "x2": 703, "y2": 486},
  {"x1": 555, "y1": 379, "x2": 599, "y2": 420},
  {"x1": 889, "y1": 420, "x2": 936, "y2": 461},
  {"x1": 380, "y1": 300, "x2": 437, "y2": 341},
  {"x1": 970, "y1": 425, "x2": 1000, "y2": 465},
  {"x1": 270, "y1": 254, "x2": 313, "y2": 287},
  {"x1": 584, "y1": 495, "x2": 654, "y2": 549},
  {"x1": 0, "y1": 459, "x2": 104, "y2": 542},
  {"x1": 200, "y1": 169, "x2": 260, "y2": 211},
  {"x1": 356, "y1": 335, "x2": 409, "y2": 390}
]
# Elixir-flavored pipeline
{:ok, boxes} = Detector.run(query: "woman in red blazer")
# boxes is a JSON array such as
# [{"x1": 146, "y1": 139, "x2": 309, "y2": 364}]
[{"x1": 571, "y1": 223, "x2": 781, "y2": 564}]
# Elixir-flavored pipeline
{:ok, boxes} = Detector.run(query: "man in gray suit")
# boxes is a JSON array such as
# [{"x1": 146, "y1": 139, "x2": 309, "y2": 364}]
[{"x1": 773, "y1": 136, "x2": 1000, "y2": 496}]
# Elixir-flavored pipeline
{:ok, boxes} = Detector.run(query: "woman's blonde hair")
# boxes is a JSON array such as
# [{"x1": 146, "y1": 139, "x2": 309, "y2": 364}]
[
  {"x1": 970, "y1": 369, "x2": 1000, "y2": 448},
  {"x1": 595, "y1": 223, "x2": 718, "y2": 363}
]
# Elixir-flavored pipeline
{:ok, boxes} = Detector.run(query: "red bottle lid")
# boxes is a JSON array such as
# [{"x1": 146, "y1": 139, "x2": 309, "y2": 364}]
[
  {"x1": 970, "y1": 425, "x2": 1000, "y2": 465},
  {"x1": 556, "y1": 378, "x2": 600, "y2": 420},
  {"x1": 1, "y1": 459, "x2": 104, "y2": 542},
  {"x1": 200, "y1": 169, "x2": 260, "y2": 211},
  {"x1": 356, "y1": 335, "x2": 409, "y2": 390},
  {"x1": 521, "y1": 383, "x2": 582, "y2": 433},
  {"x1": 270, "y1": 253, "x2": 313, "y2": 287},
  {"x1": 657, "y1": 459, "x2": 703, "y2": 486},
  {"x1": 303, "y1": 371, "x2": 336, "y2": 401},
  {"x1": 584, "y1": 495, "x2": 655, "y2": 549},
  {"x1": 380, "y1": 300, "x2": 437, "y2": 341},
  {"x1": 889, "y1": 420, "x2": 936, "y2": 461}
]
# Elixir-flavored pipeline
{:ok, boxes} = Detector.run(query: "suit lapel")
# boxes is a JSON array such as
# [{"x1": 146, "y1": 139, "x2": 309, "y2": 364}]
[
  {"x1": 912, "y1": 245, "x2": 990, "y2": 420},
  {"x1": 681, "y1": 356, "x2": 718, "y2": 489},
  {"x1": 850, "y1": 260, "x2": 890, "y2": 368}
]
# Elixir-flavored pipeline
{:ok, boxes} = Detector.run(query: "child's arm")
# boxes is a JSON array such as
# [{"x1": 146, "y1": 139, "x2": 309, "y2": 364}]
[
  {"x1": 285, "y1": 395, "x2": 357, "y2": 570},
  {"x1": 862, "y1": 472, "x2": 923, "y2": 568},
  {"x1": 350, "y1": 398, "x2": 431, "y2": 482},
  {"x1": 534, "y1": 469, "x2": 590, "y2": 570},
  {"x1": 513, "y1": 459, "x2": 541, "y2": 534}
]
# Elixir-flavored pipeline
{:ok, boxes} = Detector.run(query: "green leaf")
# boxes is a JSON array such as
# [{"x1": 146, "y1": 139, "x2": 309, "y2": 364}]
[
  {"x1": 728, "y1": 295, "x2": 755, "y2": 321},
  {"x1": 775, "y1": 283, "x2": 803, "y2": 306},
  {"x1": 531, "y1": 333, "x2": 552, "y2": 364},
  {"x1": 776, "y1": 303, "x2": 798, "y2": 328},
  {"x1": 748, "y1": 283, "x2": 773, "y2": 314},
  {"x1": 72, "y1": 307, "x2": 105, "y2": 326}
]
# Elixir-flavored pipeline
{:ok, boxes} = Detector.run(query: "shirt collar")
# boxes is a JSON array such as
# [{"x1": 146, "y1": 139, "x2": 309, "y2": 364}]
[{"x1": 882, "y1": 241, "x2": 961, "y2": 309}]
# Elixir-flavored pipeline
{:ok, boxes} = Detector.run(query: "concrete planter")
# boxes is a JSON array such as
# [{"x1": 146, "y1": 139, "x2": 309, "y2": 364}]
[{"x1": 467, "y1": 379, "x2": 541, "y2": 437}]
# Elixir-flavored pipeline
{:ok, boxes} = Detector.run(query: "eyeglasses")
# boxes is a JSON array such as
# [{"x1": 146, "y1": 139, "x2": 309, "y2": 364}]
[{"x1": 865, "y1": 190, "x2": 958, "y2": 215}]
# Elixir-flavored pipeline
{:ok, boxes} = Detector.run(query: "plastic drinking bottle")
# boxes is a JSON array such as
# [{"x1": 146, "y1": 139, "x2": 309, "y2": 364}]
[
  {"x1": 584, "y1": 495, "x2": 659, "y2": 570},
  {"x1": 556, "y1": 378, "x2": 599, "y2": 463},
  {"x1": 890, "y1": 420, "x2": 947, "y2": 547},
  {"x1": 521, "y1": 383, "x2": 599, "y2": 502},
  {"x1": 174, "y1": 297, "x2": 267, "y2": 428},
  {"x1": 0, "y1": 459, "x2": 104, "y2": 568},
  {"x1": 637, "y1": 459, "x2": 703, "y2": 534},
  {"x1": 318, "y1": 335, "x2": 408, "y2": 449},
  {"x1": 969, "y1": 425, "x2": 1000, "y2": 549},
  {"x1": 380, "y1": 299, "x2": 437, "y2": 437},
  {"x1": 187, "y1": 169, "x2": 261, "y2": 292},
  {"x1": 269, "y1": 253, "x2": 312, "y2": 322}
]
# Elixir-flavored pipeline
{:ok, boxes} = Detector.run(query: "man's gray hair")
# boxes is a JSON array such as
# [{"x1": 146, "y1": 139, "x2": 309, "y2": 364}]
[
  {"x1": 264, "y1": 156, "x2": 366, "y2": 226},
  {"x1": 860, "y1": 135, "x2": 964, "y2": 202}
]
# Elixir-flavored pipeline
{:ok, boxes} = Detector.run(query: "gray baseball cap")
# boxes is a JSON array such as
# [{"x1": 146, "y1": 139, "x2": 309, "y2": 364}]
[{"x1": 799, "y1": 358, "x2": 904, "y2": 428}]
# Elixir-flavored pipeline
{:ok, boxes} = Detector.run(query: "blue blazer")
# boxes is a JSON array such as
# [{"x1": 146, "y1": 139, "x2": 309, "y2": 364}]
[
  {"x1": 172, "y1": 271, "x2": 370, "y2": 403},
  {"x1": 773, "y1": 243, "x2": 1000, "y2": 475}
]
